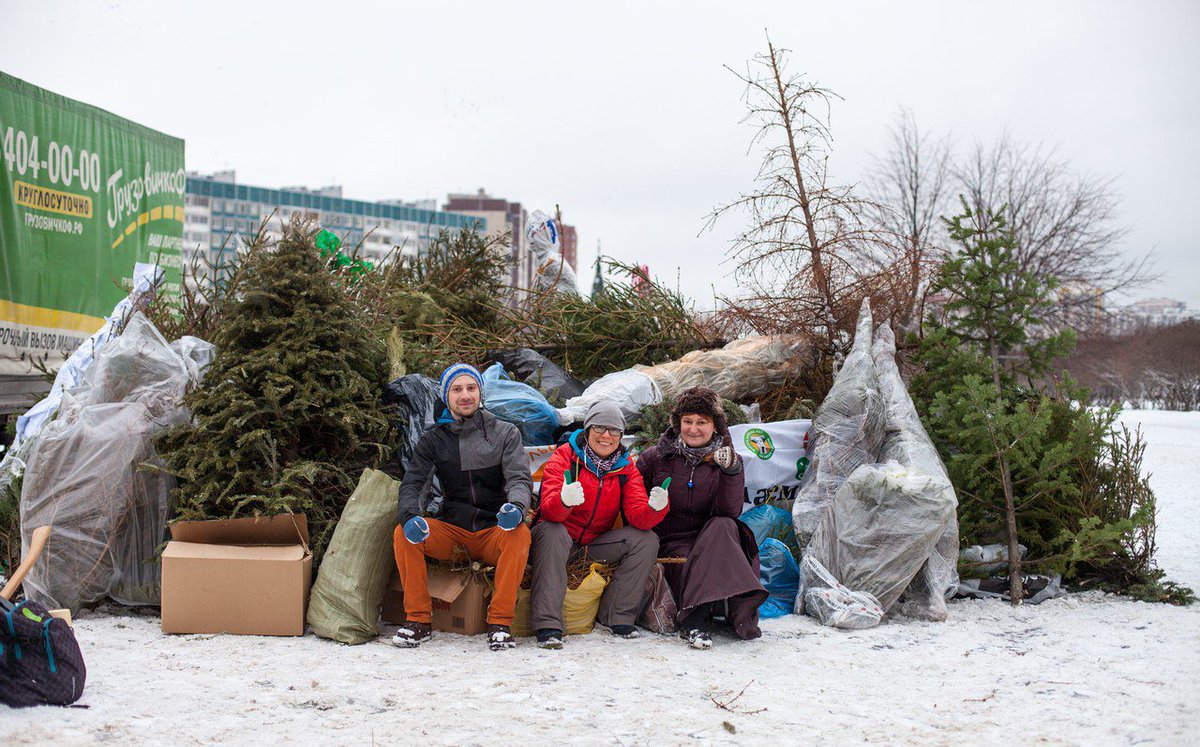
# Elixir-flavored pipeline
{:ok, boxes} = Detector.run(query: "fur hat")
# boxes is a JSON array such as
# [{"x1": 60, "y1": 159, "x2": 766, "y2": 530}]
[{"x1": 670, "y1": 386, "x2": 729, "y2": 438}]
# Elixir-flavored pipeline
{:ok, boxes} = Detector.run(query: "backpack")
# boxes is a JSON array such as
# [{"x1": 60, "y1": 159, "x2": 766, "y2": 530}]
[{"x1": 0, "y1": 598, "x2": 87, "y2": 707}]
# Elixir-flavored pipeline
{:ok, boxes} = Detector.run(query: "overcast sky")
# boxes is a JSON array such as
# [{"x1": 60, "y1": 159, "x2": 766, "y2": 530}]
[{"x1": 4, "y1": 1, "x2": 1198, "y2": 309}]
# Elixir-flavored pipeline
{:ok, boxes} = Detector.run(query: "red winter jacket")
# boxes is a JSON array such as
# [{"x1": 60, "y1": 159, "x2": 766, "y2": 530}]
[{"x1": 537, "y1": 430, "x2": 666, "y2": 545}]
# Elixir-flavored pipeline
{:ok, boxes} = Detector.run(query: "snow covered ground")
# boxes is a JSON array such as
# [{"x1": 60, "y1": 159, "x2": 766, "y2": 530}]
[{"x1": 4, "y1": 411, "x2": 1198, "y2": 746}]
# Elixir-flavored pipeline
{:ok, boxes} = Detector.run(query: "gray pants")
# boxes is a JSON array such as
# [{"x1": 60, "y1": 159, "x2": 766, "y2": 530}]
[{"x1": 530, "y1": 522, "x2": 660, "y2": 631}]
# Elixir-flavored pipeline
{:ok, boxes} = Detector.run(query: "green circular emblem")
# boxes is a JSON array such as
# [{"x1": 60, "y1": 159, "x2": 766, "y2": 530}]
[{"x1": 743, "y1": 428, "x2": 775, "y2": 460}]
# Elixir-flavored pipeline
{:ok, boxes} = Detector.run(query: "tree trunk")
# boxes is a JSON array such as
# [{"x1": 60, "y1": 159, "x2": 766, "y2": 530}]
[
  {"x1": 989, "y1": 337, "x2": 1025, "y2": 605},
  {"x1": 767, "y1": 41, "x2": 841, "y2": 363}
]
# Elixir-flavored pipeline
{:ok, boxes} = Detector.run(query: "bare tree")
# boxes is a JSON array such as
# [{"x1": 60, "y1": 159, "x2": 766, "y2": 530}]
[
  {"x1": 955, "y1": 132, "x2": 1156, "y2": 323},
  {"x1": 865, "y1": 108, "x2": 953, "y2": 329},
  {"x1": 706, "y1": 35, "x2": 892, "y2": 362}
]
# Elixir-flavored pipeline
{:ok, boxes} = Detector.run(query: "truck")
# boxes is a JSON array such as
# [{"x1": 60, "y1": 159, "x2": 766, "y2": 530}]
[{"x1": 0, "y1": 71, "x2": 184, "y2": 416}]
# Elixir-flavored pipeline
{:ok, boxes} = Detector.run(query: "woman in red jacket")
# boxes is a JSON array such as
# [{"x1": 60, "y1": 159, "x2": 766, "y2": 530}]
[
  {"x1": 637, "y1": 387, "x2": 767, "y2": 649},
  {"x1": 530, "y1": 400, "x2": 668, "y2": 649}
]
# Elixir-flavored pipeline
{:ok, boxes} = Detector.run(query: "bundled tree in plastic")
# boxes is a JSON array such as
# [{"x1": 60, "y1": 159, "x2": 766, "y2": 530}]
[
  {"x1": 790, "y1": 299, "x2": 885, "y2": 564},
  {"x1": 157, "y1": 218, "x2": 390, "y2": 563}
]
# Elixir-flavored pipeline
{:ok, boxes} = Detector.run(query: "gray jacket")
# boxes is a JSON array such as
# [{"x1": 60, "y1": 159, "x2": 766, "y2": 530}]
[{"x1": 397, "y1": 408, "x2": 533, "y2": 531}]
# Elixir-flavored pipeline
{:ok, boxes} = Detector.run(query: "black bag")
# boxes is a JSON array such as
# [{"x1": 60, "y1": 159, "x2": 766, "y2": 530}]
[
  {"x1": 486, "y1": 348, "x2": 585, "y2": 401},
  {"x1": 1, "y1": 598, "x2": 87, "y2": 707}
]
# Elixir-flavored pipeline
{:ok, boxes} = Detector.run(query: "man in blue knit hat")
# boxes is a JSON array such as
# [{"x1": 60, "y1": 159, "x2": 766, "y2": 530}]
[{"x1": 392, "y1": 363, "x2": 533, "y2": 651}]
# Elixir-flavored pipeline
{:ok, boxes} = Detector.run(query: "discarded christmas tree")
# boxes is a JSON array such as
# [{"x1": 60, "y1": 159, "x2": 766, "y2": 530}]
[{"x1": 158, "y1": 218, "x2": 390, "y2": 562}]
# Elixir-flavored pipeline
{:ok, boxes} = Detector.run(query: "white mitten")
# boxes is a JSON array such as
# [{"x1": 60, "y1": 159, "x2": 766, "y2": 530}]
[
  {"x1": 560, "y1": 479, "x2": 586, "y2": 507},
  {"x1": 648, "y1": 486, "x2": 669, "y2": 512}
]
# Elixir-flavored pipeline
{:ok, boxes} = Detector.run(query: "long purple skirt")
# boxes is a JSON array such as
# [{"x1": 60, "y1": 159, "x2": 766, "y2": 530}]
[{"x1": 660, "y1": 516, "x2": 768, "y2": 640}]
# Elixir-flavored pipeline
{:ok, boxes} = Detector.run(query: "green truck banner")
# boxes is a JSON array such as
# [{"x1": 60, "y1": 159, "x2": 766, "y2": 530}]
[{"x1": 0, "y1": 71, "x2": 183, "y2": 375}]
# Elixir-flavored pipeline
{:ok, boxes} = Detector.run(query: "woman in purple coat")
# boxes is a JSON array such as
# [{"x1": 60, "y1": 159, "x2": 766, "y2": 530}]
[{"x1": 637, "y1": 387, "x2": 767, "y2": 649}]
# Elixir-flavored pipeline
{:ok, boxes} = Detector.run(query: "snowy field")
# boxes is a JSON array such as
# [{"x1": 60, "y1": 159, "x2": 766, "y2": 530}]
[{"x1": 4, "y1": 410, "x2": 1198, "y2": 746}]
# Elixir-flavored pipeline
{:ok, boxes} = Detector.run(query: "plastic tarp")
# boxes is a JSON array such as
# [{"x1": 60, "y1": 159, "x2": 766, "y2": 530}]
[
  {"x1": 526, "y1": 210, "x2": 580, "y2": 297},
  {"x1": 802, "y1": 462, "x2": 956, "y2": 616},
  {"x1": 791, "y1": 299, "x2": 885, "y2": 565},
  {"x1": 871, "y1": 323, "x2": 960, "y2": 622},
  {"x1": 636, "y1": 335, "x2": 817, "y2": 402},
  {"x1": 757, "y1": 538, "x2": 799, "y2": 618},
  {"x1": 556, "y1": 370, "x2": 662, "y2": 427},
  {"x1": 739, "y1": 504, "x2": 798, "y2": 556},
  {"x1": 14, "y1": 262, "x2": 163, "y2": 449},
  {"x1": 19, "y1": 313, "x2": 208, "y2": 612},
  {"x1": 730, "y1": 420, "x2": 813, "y2": 513},
  {"x1": 487, "y1": 348, "x2": 585, "y2": 401},
  {"x1": 481, "y1": 363, "x2": 560, "y2": 446},
  {"x1": 801, "y1": 554, "x2": 884, "y2": 630},
  {"x1": 307, "y1": 469, "x2": 401, "y2": 644},
  {"x1": 381, "y1": 374, "x2": 440, "y2": 473}
]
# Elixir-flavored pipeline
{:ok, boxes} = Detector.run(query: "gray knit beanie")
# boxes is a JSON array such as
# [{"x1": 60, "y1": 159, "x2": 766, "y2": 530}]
[{"x1": 583, "y1": 400, "x2": 625, "y2": 432}]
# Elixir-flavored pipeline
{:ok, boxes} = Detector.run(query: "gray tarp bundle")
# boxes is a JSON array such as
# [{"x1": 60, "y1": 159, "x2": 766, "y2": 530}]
[
  {"x1": 873, "y1": 324, "x2": 960, "y2": 621},
  {"x1": 794, "y1": 300, "x2": 959, "y2": 626},
  {"x1": 19, "y1": 314, "x2": 213, "y2": 612},
  {"x1": 791, "y1": 300, "x2": 885, "y2": 565},
  {"x1": 382, "y1": 374, "x2": 440, "y2": 473}
]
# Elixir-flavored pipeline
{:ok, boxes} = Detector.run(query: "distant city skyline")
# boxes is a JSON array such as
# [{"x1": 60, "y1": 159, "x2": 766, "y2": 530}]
[{"x1": 4, "y1": 1, "x2": 1196, "y2": 309}]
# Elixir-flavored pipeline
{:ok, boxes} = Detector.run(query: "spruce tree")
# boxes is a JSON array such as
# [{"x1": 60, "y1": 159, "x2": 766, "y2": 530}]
[
  {"x1": 158, "y1": 218, "x2": 389, "y2": 562},
  {"x1": 913, "y1": 199, "x2": 1075, "y2": 603}
]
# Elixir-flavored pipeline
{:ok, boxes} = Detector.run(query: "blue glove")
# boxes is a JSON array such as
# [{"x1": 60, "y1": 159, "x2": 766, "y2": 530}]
[
  {"x1": 403, "y1": 516, "x2": 430, "y2": 544},
  {"x1": 496, "y1": 503, "x2": 523, "y2": 531}
]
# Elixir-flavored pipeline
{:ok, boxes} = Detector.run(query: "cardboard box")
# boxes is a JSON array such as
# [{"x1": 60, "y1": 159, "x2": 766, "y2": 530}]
[
  {"x1": 380, "y1": 566, "x2": 491, "y2": 636},
  {"x1": 161, "y1": 514, "x2": 312, "y2": 636}
]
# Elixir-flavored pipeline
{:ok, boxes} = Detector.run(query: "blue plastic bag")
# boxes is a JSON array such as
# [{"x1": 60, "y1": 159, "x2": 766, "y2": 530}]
[
  {"x1": 741, "y1": 504, "x2": 799, "y2": 556},
  {"x1": 758, "y1": 537, "x2": 799, "y2": 618},
  {"x1": 481, "y1": 363, "x2": 560, "y2": 446}
]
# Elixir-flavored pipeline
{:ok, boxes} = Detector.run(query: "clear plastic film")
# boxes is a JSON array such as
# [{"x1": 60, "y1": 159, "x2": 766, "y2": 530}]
[
  {"x1": 802, "y1": 462, "x2": 956, "y2": 616},
  {"x1": 635, "y1": 335, "x2": 817, "y2": 402},
  {"x1": 871, "y1": 322, "x2": 960, "y2": 621},
  {"x1": 791, "y1": 299, "x2": 886, "y2": 568},
  {"x1": 527, "y1": 210, "x2": 580, "y2": 297},
  {"x1": 19, "y1": 312, "x2": 211, "y2": 611}
]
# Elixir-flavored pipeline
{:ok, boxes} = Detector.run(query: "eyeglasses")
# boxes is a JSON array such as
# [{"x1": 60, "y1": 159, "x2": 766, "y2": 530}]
[{"x1": 589, "y1": 426, "x2": 623, "y2": 437}]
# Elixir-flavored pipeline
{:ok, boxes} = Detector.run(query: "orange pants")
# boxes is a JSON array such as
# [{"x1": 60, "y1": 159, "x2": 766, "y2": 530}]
[{"x1": 392, "y1": 518, "x2": 531, "y2": 626}]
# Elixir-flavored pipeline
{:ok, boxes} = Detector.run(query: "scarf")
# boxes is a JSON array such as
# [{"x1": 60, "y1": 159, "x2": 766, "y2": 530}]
[
  {"x1": 674, "y1": 433, "x2": 723, "y2": 467},
  {"x1": 583, "y1": 441, "x2": 621, "y2": 477}
]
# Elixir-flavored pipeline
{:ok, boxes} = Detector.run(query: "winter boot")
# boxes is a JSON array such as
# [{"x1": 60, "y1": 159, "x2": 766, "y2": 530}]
[
  {"x1": 487, "y1": 624, "x2": 516, "y2": 651},
  {"x1": 536, "y1": 628, "x2": 564, "y2": 650},
  {"x1": 391, "y1": 621, "x2": 432, "y2": 647},
  {"x1": 608, "y1": 624, "x2": 640, "y2": 639},
  {"x1": 680, "y1": 628, "x2": 713, "y2": 650}
]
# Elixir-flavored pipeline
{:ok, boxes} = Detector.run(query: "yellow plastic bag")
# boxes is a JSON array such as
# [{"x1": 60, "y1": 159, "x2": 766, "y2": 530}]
[{"x1": 511, "y1": 563, "x2": 608, "y2": 636}]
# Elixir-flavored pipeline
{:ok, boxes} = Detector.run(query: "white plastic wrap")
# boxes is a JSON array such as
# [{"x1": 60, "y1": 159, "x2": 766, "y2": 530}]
[
  {"x1": 20, "y1": 402, "x2": 172, "y2": 611},
  {"x1": 801, "y1": 554, "x2": 883, "y2": 630},
  {"x1": 14, "y1": 262, "x2": 163, "y2": 449},
  {"x1": 556, "y1": 369, "x2": 662, "y2": 426},
  {"x1": 791, "y1": 299, "x2": 885, "y2": 570},
  {"x1": 871, "y1": 323, "x2": 960, "y2": 621},
  {"x1": 170, "y1": 336, "x2": 217, "y2": 384},
  {"x1": 76, "y1": 314, "x2": 192, "y2": 424},
  {"x1": 802, "y1": 462, "x2": 957, "y2": 616},
  {"x1": 18, "y1": 313, "x2": 211, "y2": 611},
  {"x1": 527, "y1": 209, "x2": 580, "y2": 296},
  {"x1": 636, "y1": 335, "x2": 817, "y2": 402}
]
